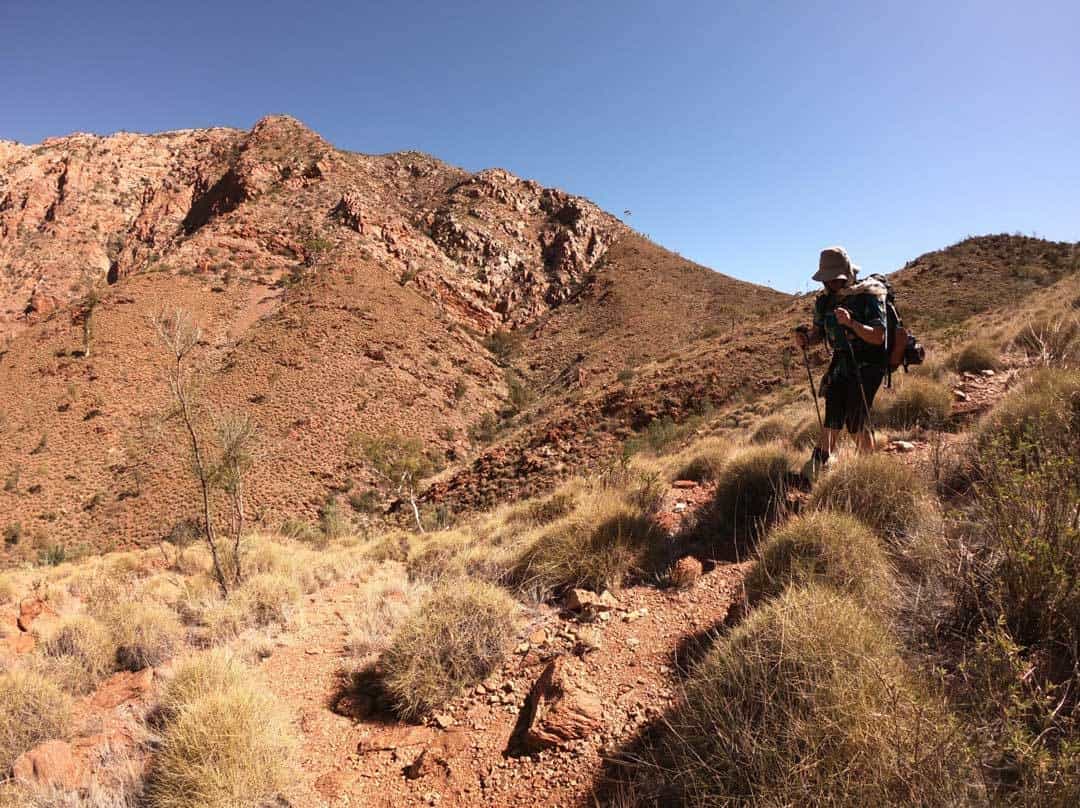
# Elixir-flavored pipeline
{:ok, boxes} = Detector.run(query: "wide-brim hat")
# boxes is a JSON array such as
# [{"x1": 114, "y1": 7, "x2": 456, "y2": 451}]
[{"x1": 813, "y1": 246, "x2": 859, "y2": 282}]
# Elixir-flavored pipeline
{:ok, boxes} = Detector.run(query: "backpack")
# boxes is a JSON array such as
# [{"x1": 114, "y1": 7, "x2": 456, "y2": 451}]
[{"x1": 865, "y1": 273, "x2": 925, "y2": 386}]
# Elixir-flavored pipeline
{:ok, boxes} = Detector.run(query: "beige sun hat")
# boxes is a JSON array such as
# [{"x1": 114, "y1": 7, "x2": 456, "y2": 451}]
[{"x1": 813, "y1": 246, "x2": 860, "y2": 283}]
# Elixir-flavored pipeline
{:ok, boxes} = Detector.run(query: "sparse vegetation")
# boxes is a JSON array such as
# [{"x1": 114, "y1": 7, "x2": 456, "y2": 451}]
[
  {"x1": 670, "y1": 437, "x2": 731, "y2": 482},
  {"x1": 483, "y1": 329, "x2": 518, "y2": 363},
  {"x1": 380, "y1": 580, "x2": 517, "y2": 719},
  {"x1": 749, "y1": 414, "x2": 791, "y2": 444},
  {"x1": 354, "y1": 431, "x2": 433, "y2": 532}
]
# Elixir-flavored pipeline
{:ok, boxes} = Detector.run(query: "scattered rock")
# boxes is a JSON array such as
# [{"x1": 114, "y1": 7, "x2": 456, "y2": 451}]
[
  {"x1": 88, "y1": 668, "x2": 154, "y2": 710},
  {"x1": 980, "y1": 369, "x2": 996, "y2": 377},
  {"x1": 433, "y1": 713, "x2": 453, "y2": 730},
  {"x1": 672, "y1": 480, "x2": 697, "y2": 490},
  {"x1": 891, "y1": 440, "x2": 916, "y2": 453},
  {"x1": 669, "y1": 556, "x2": 702, "y2": 589},
  {"x1": 953, "y1": 389, "x2": 968, "y2": 401},
  {"x1": 508, "y1": 656, "x2": 603, "y2": 755}
]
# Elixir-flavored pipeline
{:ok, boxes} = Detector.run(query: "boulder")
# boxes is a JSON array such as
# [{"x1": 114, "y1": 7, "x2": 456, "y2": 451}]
[
  {"x1": 12, "y1": 740, "x2": 82, "y2": 789},
  {"x1": 17, "y1": 597, "x2": 58, "y2": 632},
  {"x1": 669, "y1": 556, "x2": 702, "y2": 589},
  {"x1": 508, "y1": 656, "x2": 603, "y2": 755}
]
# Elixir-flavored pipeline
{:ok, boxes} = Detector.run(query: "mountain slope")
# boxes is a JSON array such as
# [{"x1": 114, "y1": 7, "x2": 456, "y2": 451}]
[{"x1": 0, "y1": 116, "x2": 792, "y2": 561}]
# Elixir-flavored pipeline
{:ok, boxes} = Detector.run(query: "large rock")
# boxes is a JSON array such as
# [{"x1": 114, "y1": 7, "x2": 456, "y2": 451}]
[
  {"x1": 12, "y1": 740, "x2": 82, "y2": 789},
  {"x1": 508, "y1": 655, "x2": 603, "y2": 755}
]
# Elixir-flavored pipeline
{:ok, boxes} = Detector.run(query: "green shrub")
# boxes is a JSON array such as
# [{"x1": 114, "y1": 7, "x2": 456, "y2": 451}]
[
  {"x1": 381, "y1": 581, "x2": 516, "y2": 719},
  {"x1": 690, "y1": 445, "x2": 795, "y2": 559},
  {"x1": 647, "y1": 586, "x2": 972, "y2": 806},
  {"x1": 809, "y1": 454, "x2": 935, "y2": 550},
  {"x1": 0, "y1": 670, "x2": 72, "y2": 773},
  {"x1": 513, "y1": 488, "x2": 662, "y2": 593},
  {"x1": 952, "y1": 339, "x2": 999, "y2": 373},
  {"x1": 879, "y1": 378, "x2": 952, "y2": 429},
  {"x1": 745, "y1": 511, "x2": 896, "y2": 614}
]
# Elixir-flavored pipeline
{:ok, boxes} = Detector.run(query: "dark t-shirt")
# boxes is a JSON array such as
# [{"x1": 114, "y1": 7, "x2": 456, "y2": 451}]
[{"x1": 814, "y1": 291, "x2": 887, "y2": 373}]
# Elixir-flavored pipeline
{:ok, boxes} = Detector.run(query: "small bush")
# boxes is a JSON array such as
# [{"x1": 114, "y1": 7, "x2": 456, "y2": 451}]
[
  {"x1": 1012, "y1": 313, "x2": 1080, "y2": 366},
  {"x1": 745, "y1": 511, "x2": 896, "y2": 613},
  {"x1": 790, "y1": 414, "x2": 820, "y2": 449},
  {"x1": 952, "y1": 339, "x2": 999, "y2": 372},
  {"x1": 346, "y1": 566, "x2": 429, "y2": 659},
  {"x1": 405, "y1": 529, "x2": 473, "y2": 582},
  {"x1": 0, "y1": 669, "x2": 72, "y2": 772},
  {"x1": 157, "y1": 650, "x2": 248, "y2": 722},
  {"x1": 39, "y1": 615, "x2": 116, "y2": 694},
  {"x1": 749, "y1": 415, "x2": 791, "y2": 445},
  {"x1": 146, "y1": 684, "x2": 295, "y2": 808},
  {"x1": 103, "y1": 601, "x2": 185, "y2": 670},
  {"x1": 810, "y1": 454, "x2": 935, "y2": 550},
  {"x1": 690, "y1": 445, "x2": 795, "y2": 559},
  {"x1": 483, "y1": 329, "x2": 517, "y2": 363},
  {"x1": 513, "y1": 488, "x2": 662, "y2": 593},
  {"x1": 976, "y1": 368, "x2": 1080, "y2": 463},
  {"x1": 235, "y1": 572, "x2": 301, "y2": 627},
  {"x1": 647, "y1": 586, "x2": 972, "y2": 806},
  {"x1": 279, "y1": 517, "x2": 321, "y2": 545},
  {"x1": 381, "y1": 581, "x2": 516, "y2": 719},
  {"x1": 879, "y1": 377, "x2": 952, "y2": 429},
  {"x1": 671, "y1": 437, "x2": 731, "y2": 482},
  {"x1": 318, "y1": 496, "x2": 352, "y2": 540},
  {"x1": 505, "y1": 491, "x2": 577, "y2": 528}
]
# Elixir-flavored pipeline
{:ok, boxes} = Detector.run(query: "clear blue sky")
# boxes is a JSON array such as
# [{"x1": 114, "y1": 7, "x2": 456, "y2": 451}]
[{"x1": 3, "y1": 1, "x2": 1077, "y2": 291}]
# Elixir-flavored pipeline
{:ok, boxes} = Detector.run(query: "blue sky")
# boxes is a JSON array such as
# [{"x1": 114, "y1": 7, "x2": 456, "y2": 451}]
[{"x1": 3, "y1": 1, "x2": 1077, "y2": 291}]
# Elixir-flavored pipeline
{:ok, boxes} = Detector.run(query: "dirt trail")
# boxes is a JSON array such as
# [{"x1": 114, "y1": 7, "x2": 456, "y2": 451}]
[{"x1": 263, "y1": 561, "x2": 746, "y2": 807}]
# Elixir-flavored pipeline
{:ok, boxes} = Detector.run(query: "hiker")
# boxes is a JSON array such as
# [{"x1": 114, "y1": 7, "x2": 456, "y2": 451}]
[{"x1": 793, "y1": 246, "x2": 887, "y2": 466}]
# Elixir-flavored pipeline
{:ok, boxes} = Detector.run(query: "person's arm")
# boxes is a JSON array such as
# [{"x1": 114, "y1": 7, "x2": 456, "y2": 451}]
[{"x1": 835, "y1": 307, "x2": 885, "y2": 345}]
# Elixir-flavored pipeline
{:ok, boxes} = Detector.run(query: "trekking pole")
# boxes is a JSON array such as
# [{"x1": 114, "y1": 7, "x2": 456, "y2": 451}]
[
  {"x1": 844, "y1": 337, "x2": 876, "y2": 442},
  {"x1": 795, "y1": 327, "x2": 823, "y2": 430}
]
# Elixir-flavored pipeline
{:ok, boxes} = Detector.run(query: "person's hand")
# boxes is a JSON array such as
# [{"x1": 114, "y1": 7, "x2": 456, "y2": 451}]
[
  {"x1": 793, "y1": 328, "x2": 809, "y2": 349},
  {"x1": 835, "y1": 307, "x2": 853, "y2": 328}
]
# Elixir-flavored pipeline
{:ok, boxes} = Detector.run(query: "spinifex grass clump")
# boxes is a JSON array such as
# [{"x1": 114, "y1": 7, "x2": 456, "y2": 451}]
[
  {"x1": 975, "y1": 368, "x2": 1080, "y2": 463},
  {"x1": 650, "y1": 586, "x2": 973, "y2": 807},
  {"x1": 879, "y1": 377, "x2": 952, "y2": 429},
  {"x1": 671, "y1": 437, "x2": 732, "y2": 483},
  {"x1": 809, "y1": 454, "x2": 936, "y2": 551},
  {"x1": 748, "y1": 415, "x2": 792, "y2": 445},
  {"x1": 39, "y1": 614, "x2": 116, "y2": 694},
  {"x1": 689, "y1": 444, "x2": 796, "y2": 560},
  {"x1": 513, "y1": 485, "x2": 663, "y2": 594},
  {"x1": 0, "y1": 669, "x2": 72, "y2": 772},
  {"x1": 744, "y1": 510, "x2": 896, "y2": 614},
  {"x1": 952, "y1": 338, "x2": 999, "y2": 372},
  {"x1": 380, "y1": 580, "x2": 516, "y2": 719},
  {"x1": 146, "y1": 657, "x2": 296, "y2": 808}
]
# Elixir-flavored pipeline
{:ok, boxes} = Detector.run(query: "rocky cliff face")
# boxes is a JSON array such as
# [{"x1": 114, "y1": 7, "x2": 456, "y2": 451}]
[{"x1": 0, "y1": 115, "x2": 624, "y2": 342}]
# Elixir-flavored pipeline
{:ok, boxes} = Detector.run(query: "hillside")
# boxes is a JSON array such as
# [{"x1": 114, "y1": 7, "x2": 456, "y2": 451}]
[{"x1": 0, "y1": 116, "x2": 792, "y2": 562}]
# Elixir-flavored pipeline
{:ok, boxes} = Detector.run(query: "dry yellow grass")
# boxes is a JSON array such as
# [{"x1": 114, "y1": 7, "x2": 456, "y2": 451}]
[
  {"x1": 744, "y1": 511, "x2": 896, "y2": 614},
  {"x1": 809, "y1": 454, "x2": 937, "y2": 551},
  {"x1": 689, "y1": 443, "x2": 797, "y2": 559},
  {"x1": 345, "y1": 563, "x2": 429, "y2": 659},
  {"x1": 649, "y1": 586, "x2": 974, "y2": 806},
  {"x1": 878, "y1": 377, "x2": 953, "y2": 429},
  {"x1": 100, "y1": 600, "x2": 185, "y2": 671},
  {"x1": 146, "y1": 683, "x2": 296, "y2": 808},
  {"x1": 669, "y1": 436, "x2": 732, "y2": 482},
  {"x1": 381, "y1": 580, "x2": 517, "y2": 719},
  {"x1": 38, "y1": 614, "x2": 116, "y2": 695},
  {"x1": 0, "y1": 669, "x2": 73, "y2": 773},
  {"x1": 157, "y1": 649, "x2": 248, "y2": 721},
  {"x1": 512, "y1": 484, "x2": 662, "y2": 594}
]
